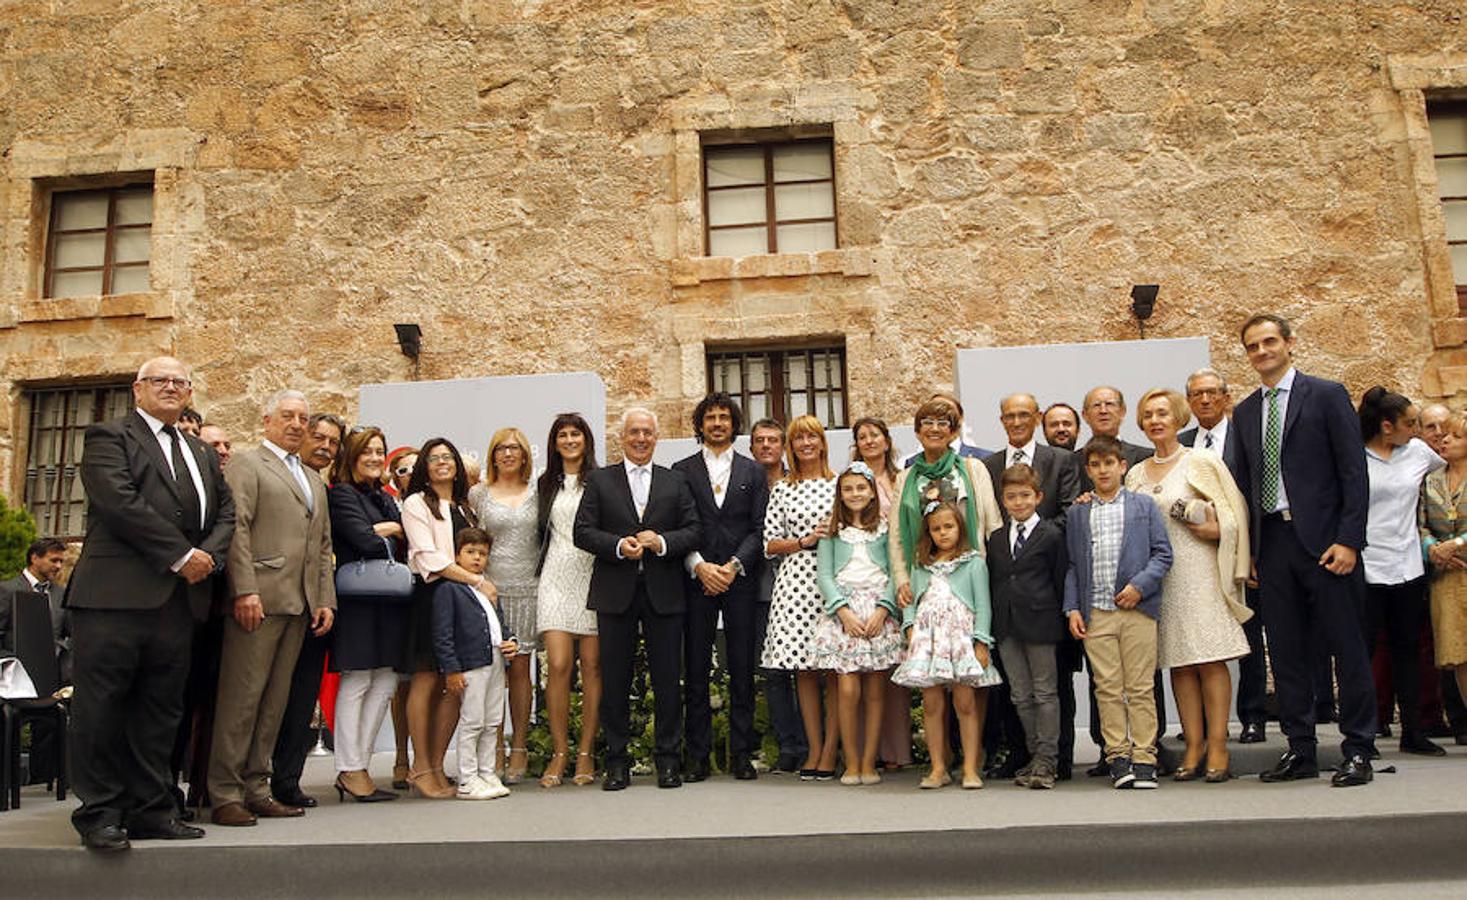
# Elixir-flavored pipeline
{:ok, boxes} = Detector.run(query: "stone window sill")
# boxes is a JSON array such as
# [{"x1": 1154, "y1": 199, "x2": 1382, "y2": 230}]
[
  {"x1": 3, "y1": 291, "x2": 174, "y2": 328},
  {"x1": 671, "y1": 248, "x2": 876, "y2": 286}
]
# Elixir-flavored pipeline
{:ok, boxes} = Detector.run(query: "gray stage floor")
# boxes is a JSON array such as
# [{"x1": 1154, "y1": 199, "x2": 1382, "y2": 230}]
[{"x1": 4, "y1": 728, "x2": 1467, "y2": 850}]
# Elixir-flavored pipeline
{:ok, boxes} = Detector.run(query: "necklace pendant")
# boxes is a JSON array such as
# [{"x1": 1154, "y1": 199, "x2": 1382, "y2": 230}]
[{"x1": 713, "y1": 484, "x2": 723, "y2": 495}]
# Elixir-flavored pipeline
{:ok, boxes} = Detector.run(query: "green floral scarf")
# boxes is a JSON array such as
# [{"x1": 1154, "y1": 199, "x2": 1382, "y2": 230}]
[{"x1": 897, "y1": 449, "x2": 981, "y2": 566}]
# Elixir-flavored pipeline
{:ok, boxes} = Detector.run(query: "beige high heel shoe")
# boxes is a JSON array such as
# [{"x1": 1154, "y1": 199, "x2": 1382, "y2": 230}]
[
  {"x1": 407, "y1": 769, "x2": 455, "y2": 799},
  {"x1": 572, "y1": 752, "x2": 597, "y2": 786},
  {"x1": 540, "y1": 752, "x2": 567, "y2": 788}
]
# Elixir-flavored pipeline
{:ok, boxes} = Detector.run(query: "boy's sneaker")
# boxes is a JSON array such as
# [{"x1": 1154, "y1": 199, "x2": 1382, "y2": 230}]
[
  {"x1": 1028, "y1": 761, "x2": 1057, "y2": 790},
  {"x1": 481, "y1": 773, "x2": 511, "y2": 799},
  {"x1": 456, "y1": 776, "x2": 488, "y2": 800},
  {"x1": 1131, "y1": 762, "x2": 1159, "y2": 789},
  {"x1": 1109, "y1": 757, "x2": 1135, "y2": 789},
  {"x1": 1012, "y1": 761, "x2": 1036, "y2": 788}
]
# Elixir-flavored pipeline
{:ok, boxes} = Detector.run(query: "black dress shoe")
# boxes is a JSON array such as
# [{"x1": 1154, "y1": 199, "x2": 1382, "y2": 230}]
[
  {"x1": 1331, "y1": 755, "x2": 1374, "y2": 787},
  {"x1": 82, "y1": 825, "x2": 131, "y2": 853},
  {"x1": 657, "y1": 766, "x2": 682, "y2": 789},
  {"x1": 1086, "y1": 760, "x2": 1110, "y2": 778},
  {"x1": 129, "y1": 819, "x2": 206, "y2": 840},
  {"x1": 1400, "y1": 734, "x2": 1448, "y2": 757},
  {"x1": 682, "y1": 757, "x2": 710, "y2": 783},
  {"x1": 1375, "y1": 724, "x2": 1393, "y2": 738},
  {"x1": 732, "y1": 755, "x2": 757, "y2": 780},
  {"x1": 602, "y1": 764, "x2": 630, "y2": 792},
  {"x1": 274, "y1": 787, "x2": 318, "y2": 808},
  {"x1": 1259, "y1": 750, "x2": 1320, "y2": 783},
  {"x1": 1055, "y1": 763, "x2": 1073, "y2": 782},
  {"x1": 774, "y1": 754, "x2": 802, "y2": 773},
  {"x1": 1238, "y1": 722, "x2": 1265, "y2": 744},
  {"x1": 1456, "y1": 733, "x2": 1467, "y2": 746},
  {"x1": 178, "y1": 807, "x2": 197, "y2": 823}
]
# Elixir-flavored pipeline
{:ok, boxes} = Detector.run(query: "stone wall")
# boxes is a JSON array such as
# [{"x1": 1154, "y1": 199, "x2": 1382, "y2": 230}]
[{"x1": 3, "y1": 0, "x2": 1467, "y2": 499}]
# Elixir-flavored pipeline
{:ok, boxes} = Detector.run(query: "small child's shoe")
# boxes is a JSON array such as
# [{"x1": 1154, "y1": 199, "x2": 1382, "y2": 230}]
[
  {"x1": 1012, "y1": 761, "x2": 1035, "y2": 788},
  {"x1": 456, "y1": 776, "x2": 488, "y2": 799},
  {"x1": 860, "y1": 772, "x2": 882, "y2": 786},
  {"x1": 961, "y1": 773, "x2": 983, "y2": 790},
  {"x1": 481, "y1": 773, "x2": 512, "y2": 799},
  {"x1": 840, "y1": 773, "x2": 862, "y2": 786},
  {"x1": 918, "y1": 771, "x2": 951, "y2": 790}
]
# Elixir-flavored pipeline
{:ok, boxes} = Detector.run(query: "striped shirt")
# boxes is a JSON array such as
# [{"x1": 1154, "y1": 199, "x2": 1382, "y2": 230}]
[{"x1": 1089, "y1": 492, "x2": 1126, "y2": 611}]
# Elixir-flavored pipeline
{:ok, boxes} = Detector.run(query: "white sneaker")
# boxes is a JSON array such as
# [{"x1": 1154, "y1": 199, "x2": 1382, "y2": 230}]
[
  {"x1": 481, "y1": 773, "x2": 511, "y2": 799},
  {"x1": 456, "y1": 775, "x2": 489, "y2": 799}
]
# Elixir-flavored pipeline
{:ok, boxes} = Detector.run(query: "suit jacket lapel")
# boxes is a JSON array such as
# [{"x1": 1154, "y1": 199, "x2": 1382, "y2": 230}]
[
  {"x1": 689, "y1": 454, "x2": 715, "y2": 511},
  {"x1": 127, "y1": 411, "x2": 181, "y2": 502},
  {"x1": 612, "y1": 463, "x2": 640, "y2": 524},
  {"x1": 1281, "y1": 373, "x2": 1306, "y2": 444},
  {"x1": 260, "y1": 446, "x2": 310, "y2": 509},
  {"x1": 182, "y1": 431, "x2": 215, "y2": 519}
]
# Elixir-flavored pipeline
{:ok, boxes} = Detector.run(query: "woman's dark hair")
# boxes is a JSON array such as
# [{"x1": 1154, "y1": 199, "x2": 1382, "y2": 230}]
[
  {"x1": 333, "y1": 427, "x2": 387, "y2": 489},
  {"x1": 404, "y1": 437, "x2": 474, "y2": 522},
  {"x1": 1359, "y1": 386, "x2": 1413, "y2": 441},
  {"x1": 691, "y1": 392, "x2": 744, "y2": 444},
  {"x1": 850, "y1": 416, "x2": 898, "y2": 487},
  {"x1": 536, "y1": 412, "x2": 600, "y2": 530}
]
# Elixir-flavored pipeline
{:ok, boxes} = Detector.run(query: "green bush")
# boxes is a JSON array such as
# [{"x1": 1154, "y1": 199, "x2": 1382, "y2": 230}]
[{"x1": 0, "y1": 493, "x2": 39, "y2": 579}]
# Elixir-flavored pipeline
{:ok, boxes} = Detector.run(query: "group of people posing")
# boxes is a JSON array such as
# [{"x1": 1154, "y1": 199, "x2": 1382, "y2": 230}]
[{"x1": 50, "y1": 311, "x2": 1467, "y2": 852}]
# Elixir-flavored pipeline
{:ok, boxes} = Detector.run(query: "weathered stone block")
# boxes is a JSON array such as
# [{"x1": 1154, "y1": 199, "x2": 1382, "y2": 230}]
[{"x1": 956, "y1": 22, "x2": 1025, "y2": 70}]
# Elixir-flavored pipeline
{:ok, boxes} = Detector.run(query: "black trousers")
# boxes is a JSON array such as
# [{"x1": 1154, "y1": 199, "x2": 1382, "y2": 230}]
[
  {"x1": 754, "y1": 597, "x2": 807, "y2": 759},
  {"x1": 271, "y1": 628, "x2": 330, "y2": 795},
  {"x1": 1366, "y1": 577, "x2": 1430, "y2": 738},
  {"x1": 171, "y1": 615, "x2": 223, "y2": 804},
  {"x1": 599, "y1": 580, "x2": 683, "y2": 771},
  {"x1": 69, "y1": 588, "x2": 194, "y2": 836},
  {"x1": 683, "y1": 583, "x2": 757, "y2": 761},
  {"x1": 1235, "y1": 585, "x2": 1269, "y2": 726},
  {"x1": 1258, "y1": 516, "x2": 1376, "y2": 759}
]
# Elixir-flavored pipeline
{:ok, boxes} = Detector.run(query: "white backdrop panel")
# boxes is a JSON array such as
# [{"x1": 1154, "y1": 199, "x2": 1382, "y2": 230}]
[{"x1": 954, "y1": 338, "x2": 1212, "y2": 451}]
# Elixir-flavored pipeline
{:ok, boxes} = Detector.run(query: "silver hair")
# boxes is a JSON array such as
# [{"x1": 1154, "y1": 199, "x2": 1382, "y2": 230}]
[
  {"x1": 136, "y1": 356, "x2": 191, "y2": 380},
  {"x1": 1185, "y1": 368, "x2": 1230, "y2": 395},
  {"x1": 263, "y1": 389, "x2": 309, "y2": 417},
  {"x1": 621, "y1": 406, "x2": 659, "y2": 432}
]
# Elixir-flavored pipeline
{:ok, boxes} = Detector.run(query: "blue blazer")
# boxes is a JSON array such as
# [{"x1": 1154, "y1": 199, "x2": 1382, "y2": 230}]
[
  {"x1": 1062, "y1": 490, "x2": 1172, "y2": 623},
  {"x1": 1230, "y1": 372, "x2": 1367, "y2": 559},
  {"x1": 431, "y1": 580, "x2": 516, "y2": 674}
]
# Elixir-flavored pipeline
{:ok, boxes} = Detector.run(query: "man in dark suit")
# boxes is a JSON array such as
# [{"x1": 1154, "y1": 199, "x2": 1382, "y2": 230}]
[
  {"x1": 1178, "y1": 368, "x2": 1265, "y2": 742},
  {"x1": 1231, "y1": 313, "x2": 1377, "y2": 787},
  {"x1": 66, "y1": 357, "x2": 234, "y2": 852},
  {"x1": 982, "y1": 394, "x2": 1081, "y2": 778},
  {"x1": 1042, "y1": 402, "x2": 1080, "y2": 452},
  {"x1": 1, "y1": 537, "x2": 69, "y2": 786},
  {"x1": 574, "y1": 408, "x2": 701, "y2": 791},
  {"x1": 674, "y1": 393, "x2": 768, "y2": 782}
]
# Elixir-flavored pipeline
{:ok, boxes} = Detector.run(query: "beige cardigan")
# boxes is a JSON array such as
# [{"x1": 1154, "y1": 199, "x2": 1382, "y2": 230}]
[
  {"x1": 887, "y1": 457, "x2": 1003, "y2": 592},
  {"x1": 1155, "y1": 448, "x2": 1253, "y2": 624}
]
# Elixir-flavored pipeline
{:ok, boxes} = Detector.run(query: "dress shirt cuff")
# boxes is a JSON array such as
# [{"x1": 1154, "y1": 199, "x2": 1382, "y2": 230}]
[
  {"x1": 653, "y1": 535, "x2": 667, "y2": 557},
  {"x1": 686, "y1": 551, "x2": 706, "y2": 577},
  {"x1": 729, "y1": 557, "x2": 744, "y2": 578},
  {"x1": 170, "y1": 548, "x2": 197, "y2": 573}
]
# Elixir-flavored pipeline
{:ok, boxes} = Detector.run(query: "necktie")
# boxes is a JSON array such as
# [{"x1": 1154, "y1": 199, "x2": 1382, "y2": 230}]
[
  {"x1": 1014, "y1": 522, "x2": 1027, "y2": 554},
  {"x1": 1262, "y1": 388, "x2": 1282, "y2": 511},
  {"x1": 35, "y1": 581, "x2": 50, "y2": 599},
  {"x1": 1012, "y1": 448, "x2": 1027, "y2": 467},
  {"x1": 288, "y1": 454, "x2": 315, "y2": 513},
  {"x1": 163, "y1": 425, "x2": 204, "y2": 532},
  {"x1": 1204, "y1": 432, "x2": 1215, "y2": 450},
  {"x1": 631, "y1": 466, "x2": 649, "y2": 517}
]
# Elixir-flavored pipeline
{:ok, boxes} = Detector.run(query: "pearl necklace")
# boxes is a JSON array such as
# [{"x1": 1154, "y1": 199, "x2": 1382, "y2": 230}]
[{"x1": 1150, "y1": 446, "x2": 1186, "y2": 465}]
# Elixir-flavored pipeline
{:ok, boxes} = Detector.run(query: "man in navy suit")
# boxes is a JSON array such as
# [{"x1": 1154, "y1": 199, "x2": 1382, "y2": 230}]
[
  {"x1": 574, "y1": 408, "x2": 701, "y2": 791},
  {"x1": 674, "y1": 393, "x2": 769, "y2": 782},
  {"x1": 1179, "y1": 368, "x2": 1264, "y2": 742},
  {"x1": 1231, "y1": 314, "x2": 1377, "y2": 786}
]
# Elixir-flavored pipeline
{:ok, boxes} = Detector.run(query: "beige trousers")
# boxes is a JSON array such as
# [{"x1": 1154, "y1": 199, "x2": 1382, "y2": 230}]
[
  {"x1": 208, "y1": 614, "x2": 307, "y2": 805},
  {"x1": 1083, "y1": 608, "x2": 1159, "y2": 765}
]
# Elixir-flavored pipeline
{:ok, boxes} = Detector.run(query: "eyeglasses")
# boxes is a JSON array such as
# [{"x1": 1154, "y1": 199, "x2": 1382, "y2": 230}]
[
  {"x1": 1187, "y1": 388, "x2": 1225, "y2": 400},
  {"x1": 348, "y1": 424, "x2": 381, "y2": 435},
  {"x1": 394, "y1": 466, "x2": 414, "y2": 476},
  {"x1": 919, "y1": 418, "x2": 954, "y2": 430},
  {"x1": 494, "y1": 445, "x2": 524, "y2": 454},
  {"x1": 1000, "y1": 411, "x2": 1035, "y2": 423},
  {"x1": 426, "y1": 453, "x2": 455, "y2": 463},
  {"x1": 138, "y1": 376, "x2": 191, "y2": 390}
]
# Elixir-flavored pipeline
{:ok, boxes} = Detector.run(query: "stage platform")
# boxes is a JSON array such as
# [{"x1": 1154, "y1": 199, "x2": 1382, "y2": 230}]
[{"x1": 3, "y1": 728, "x2": 1466, "y2": 898}]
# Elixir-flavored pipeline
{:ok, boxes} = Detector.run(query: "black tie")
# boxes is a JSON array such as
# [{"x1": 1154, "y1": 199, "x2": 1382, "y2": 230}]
[
  {"x1": 35, "y1": 581, "x2": 50, "y2": 600},
  {"x1": 163, "y1": 425, "x2": 204, "y2": 536},
  {"x1": 1204, "y1": 432, "x2": 1215, "y2": 450},
  {"x1": 1014, "y1": 522, "x2": 1028, "y2": 554}
]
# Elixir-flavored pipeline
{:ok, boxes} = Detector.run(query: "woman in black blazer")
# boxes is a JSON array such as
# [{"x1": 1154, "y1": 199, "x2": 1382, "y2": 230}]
[{"x1": 327, "y1": 427, "x2": 408, "y2": 802}]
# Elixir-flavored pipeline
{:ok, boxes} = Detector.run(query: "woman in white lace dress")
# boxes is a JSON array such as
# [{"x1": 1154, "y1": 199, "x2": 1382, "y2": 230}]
[
  {"x1": 474, "y1": 427, "x2": 540, "y2": 784},
  {"x1": 1126, "y1": 389, "x2": 1251, "y2": 782},
  {"x1": 532, "y1": 413, "x2": 602, "y2": 787}
]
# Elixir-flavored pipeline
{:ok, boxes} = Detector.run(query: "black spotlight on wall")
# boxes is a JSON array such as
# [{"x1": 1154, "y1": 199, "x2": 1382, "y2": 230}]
[
  {"x1": 1130, "y1": 284, "x2": 1159, "y2": 339},
  {"x1": 394, "y1": 323, "x2": 422, "y2": 379}
]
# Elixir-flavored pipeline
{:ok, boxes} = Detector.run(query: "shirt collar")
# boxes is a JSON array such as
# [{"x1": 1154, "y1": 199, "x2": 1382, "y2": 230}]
[
  {"x1": 623, "y1": 458, "x2": 652, "y2": 475},
  {"x1": 135, "y1": 407, "x2": 167, "y2": 436},
  {"x1": 262, "y1": 439, "x2": 293, "y2": 464},
  {"x1": 1012, "y1": 512, "x2": 1041, "y2": 534},
  {"x1": 1093, "y1": 490, "x2": 1125, "y2": 506},
  {"x1": 1269, "y1": 367, "x2": 1297, "y2": 394},
  {"x1": 1007, "y1": 438, "x2": 1037, "y2": 461},
  {"x1": 23, "y1": 569, "x2": 43, "y2": 589},
  {"x1": 702, "y1": 445, "x2": 734, "y2": 464}
]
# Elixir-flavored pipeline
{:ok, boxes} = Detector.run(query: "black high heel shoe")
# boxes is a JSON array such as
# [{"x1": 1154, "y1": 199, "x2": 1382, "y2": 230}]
[{"x1": 334, "y1": 775, "x2": 398, "y2": 803}]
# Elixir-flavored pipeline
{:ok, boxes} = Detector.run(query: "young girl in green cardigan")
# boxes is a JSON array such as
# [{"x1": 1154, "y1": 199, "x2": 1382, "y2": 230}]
[{"x1": 813, "y1": 463, "x2": 902, "y2": 786}]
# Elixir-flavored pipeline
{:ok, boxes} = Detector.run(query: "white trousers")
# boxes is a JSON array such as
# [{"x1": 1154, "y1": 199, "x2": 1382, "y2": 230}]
[
  {"x1": 333, "y1": 667, "x2": 398, "y2": 773},
  {"x1": 457, "y1": 657, "x2": 507, "y2": 782}
]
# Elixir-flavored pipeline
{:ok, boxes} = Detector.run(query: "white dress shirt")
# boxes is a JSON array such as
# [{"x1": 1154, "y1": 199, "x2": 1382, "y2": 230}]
[
  {"x1": 1009, "y1": 512, "x2": 1041, "y2": 555},
  {"x1": 686, "y1": 445, "x2": 743, "y2": 577},
  {"x1": 1193, "y1": 417, "x2": 1230, "y2": 453},
  {"x1": 1005, "y1": 439, "x2": 1038, "y2": 469},
  {"x1": 137, "y1": 407, "x2": 209, "y2": 572},
  {"x1": 618, "y1": 459, "x2": 666, "y2": 559},
  {"x1": 470, "y1": 584, "x2": 504, "y2": 650},
  {"x1": 1258, "y1": 367, "x2": 1296, "y2": 513},
  {"x1": 1363, "y1": 438, "x2": 1446, "y2": 585}
]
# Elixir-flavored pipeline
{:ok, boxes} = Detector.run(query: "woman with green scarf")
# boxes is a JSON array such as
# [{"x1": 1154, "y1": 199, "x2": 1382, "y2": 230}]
[{"x1": 890, "y1": 396, "x2": 1003, "y2": 609}]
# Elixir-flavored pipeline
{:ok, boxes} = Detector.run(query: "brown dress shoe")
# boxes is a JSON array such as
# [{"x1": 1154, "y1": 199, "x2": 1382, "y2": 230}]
[
  {"x1": 211, "y1": 802, "x2": 258, "y2": 827},
  {"x1": 246, "y1": 797, "x2": 305, "y2": 818}
]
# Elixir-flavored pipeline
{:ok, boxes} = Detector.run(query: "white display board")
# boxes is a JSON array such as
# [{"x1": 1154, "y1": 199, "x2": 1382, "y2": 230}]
[
  {"x1": 953, "y1": 338, "x2": 1212, "y2": 450},
  {"x1": 357, "y1": 372, "x2": 607, "y2": 471}
]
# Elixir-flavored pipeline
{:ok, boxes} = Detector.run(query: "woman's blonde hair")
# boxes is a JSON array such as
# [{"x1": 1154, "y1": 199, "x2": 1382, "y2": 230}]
[
  {"x1": 784, "y1": 415, "x2": 835, "y2": 483},
  {"x1": 1135, "y1": 388, "x2": 1191, "y2": 431},
  {"x1": 486, "y1": 427, "x2": 533, "y2": 484}
]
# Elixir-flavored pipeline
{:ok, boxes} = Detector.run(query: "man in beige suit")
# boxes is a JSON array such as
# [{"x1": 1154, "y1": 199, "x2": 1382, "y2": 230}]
[{"x1": 208, "y1": 390, "x2": 336, "y2": 826}]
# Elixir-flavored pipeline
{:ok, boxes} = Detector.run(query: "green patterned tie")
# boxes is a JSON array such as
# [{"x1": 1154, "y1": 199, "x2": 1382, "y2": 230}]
[{"x1": 1261, "y1": 387, "x2": 1281, "y2": 511}]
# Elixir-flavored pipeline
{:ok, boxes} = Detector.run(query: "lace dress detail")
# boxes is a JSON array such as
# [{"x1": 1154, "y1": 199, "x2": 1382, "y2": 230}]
[
  {"x1": 476, "y1": 486, "x2": 540, "y2": 654},
  {"x1": 892, "y1": 553, "x2": 1002, "y2": 689},
  {"x1": 536, "y1": 481, "x2": 597, "y2": 636}
]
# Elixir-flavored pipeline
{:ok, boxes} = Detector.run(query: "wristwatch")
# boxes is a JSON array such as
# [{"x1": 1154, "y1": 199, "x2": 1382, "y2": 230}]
[{"x1": 728, "y1": 557, "x2": 744, "y2": 576}]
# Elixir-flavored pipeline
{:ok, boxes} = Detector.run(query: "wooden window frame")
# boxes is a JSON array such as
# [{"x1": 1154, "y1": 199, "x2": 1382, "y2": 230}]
[
  {"x1": 22, "y1": 382, "x2": 134, "y2": 539},
  {"x1": 705, "y1": 342, "x2": 849, "y2": 429},
  {"x1": 43, "y1": 182, "x2": 154, "y2": 299},
  {"x1": 1427, "y1": 100, "x2": 1467, "y2": 312},
  {"x1": 701, "y1": 138, "x2": 838, "y2": 256}
]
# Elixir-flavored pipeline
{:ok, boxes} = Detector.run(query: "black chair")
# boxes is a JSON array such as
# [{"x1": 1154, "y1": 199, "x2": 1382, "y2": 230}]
[{"x1": 2, "y1": 591, "x2": 68, "y2": 811}]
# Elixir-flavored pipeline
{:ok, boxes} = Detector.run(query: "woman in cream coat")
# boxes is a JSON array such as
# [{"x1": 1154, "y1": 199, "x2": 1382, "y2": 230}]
[{"x1": 1126, "y1": 388, "x2": 1252, "y2": 782}]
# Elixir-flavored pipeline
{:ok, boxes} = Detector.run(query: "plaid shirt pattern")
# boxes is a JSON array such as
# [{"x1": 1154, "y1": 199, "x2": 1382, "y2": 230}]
[{"x1": 1088, "y1": 492, "x2": 1126, "y2": 611}]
